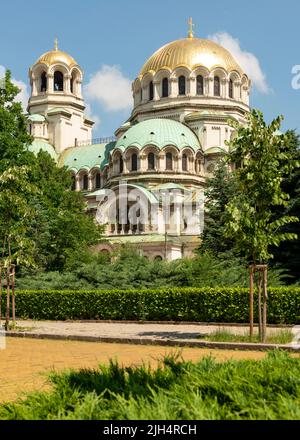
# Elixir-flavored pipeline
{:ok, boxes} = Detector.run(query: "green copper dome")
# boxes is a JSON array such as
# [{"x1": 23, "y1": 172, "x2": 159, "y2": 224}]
[
  {"x1": 58, "y1": 141, "x2": 116, "y2": 171},
  {"x1": 115, "y1": 118, "x2": 201, "y2": 152},
  {"x1": 28, "y1": 140, "x2": 58, "y2": 161}
]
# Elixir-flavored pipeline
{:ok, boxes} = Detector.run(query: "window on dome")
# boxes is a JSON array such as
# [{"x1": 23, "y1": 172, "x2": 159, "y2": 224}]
[
  {"x1": 54, "y1": 71, "x2": 64, "y2": 92},
  {"x1": 140, "y1": 88, "x2": 143, "y2": 102},
  {"x1": 166, "y1": 152, "x2": 173, "y2": 170},
  {"x1": 214, "y1": 76, "x2": 220, "y2": 97},
  {"x1": 82, "y1": 174, "x2": 88, "y2": 191},
  {"x1": 148, "y1": 152, "x2": 155, "y2": 170},
  {"x1": 178, "y1": 76, "x2": 186, "y2": 95},
  {"x1": 119, "y1": 157, "x2": 124, "y2": 173},
  {"x1": 162, "y1": 78, "x2": 169, "y2": 98},
  {"x1": 182, "y1": 153, "x2": 188, "y2": 172},
  {"x1": 41, "y1": 72, "x2": 47, "y2": 92},
  {"x1": 229, "y1": 79, "x2": 233, "y2": 98},
  {"x1": 149, "y1": 81, "x2": 154, "y2": 101},
  {"x1": 196, "y1": 75, "x2": 204, "y2": 95},
  {"x1": 95, "y1": 173, "x2": 101, "y2": 189},
  {"x1": 131, "y1": 153, "x2": 138, "y2": 171}
]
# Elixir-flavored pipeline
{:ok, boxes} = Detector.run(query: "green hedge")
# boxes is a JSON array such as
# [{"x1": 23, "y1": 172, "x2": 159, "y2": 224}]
[{"x1": 2, "y1": 287, "x2": 300, "y2": 324}]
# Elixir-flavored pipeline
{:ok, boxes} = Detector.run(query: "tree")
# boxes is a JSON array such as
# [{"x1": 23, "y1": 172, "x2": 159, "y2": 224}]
[
  {"x1": 0, "y1": 166, "x2": 38, "y2": 328},
  {"x1": 200, "y1": 160, "x2": 237, "y2": 255},
  {"x1": 0, "y1": 70, "x2": 34, "y2": 173},
  {"x1": 225, "y1": 110, "x2": 299, "y2": 342}
]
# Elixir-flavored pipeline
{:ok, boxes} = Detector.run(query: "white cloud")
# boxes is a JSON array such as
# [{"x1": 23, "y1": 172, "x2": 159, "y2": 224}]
[
  {"x1": 12, "y1": 78, "x2": 29, "y2": 110},
  {"x1": 84, "y1": 65, "x2": 132, "y2": 112},
  {"x1": 85, "y1": 102, "x2": 101, "y2": 129},
  {"x1": 209, "y1": 32, "x2": 270, "y2": 94}
]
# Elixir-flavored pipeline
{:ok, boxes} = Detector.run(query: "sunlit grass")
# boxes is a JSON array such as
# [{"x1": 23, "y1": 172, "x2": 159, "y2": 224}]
[{"x1": 202, "y1": 329, "x2": 293, "y2": 344}]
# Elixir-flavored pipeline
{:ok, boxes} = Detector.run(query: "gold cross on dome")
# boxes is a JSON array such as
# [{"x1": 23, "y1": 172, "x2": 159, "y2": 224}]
[
  {"x1": 188, "y1": 17, "x2": 194, "y2": 39},
  {"x1": 54, "y1": 37, "x2": 58, "y2": 51}
]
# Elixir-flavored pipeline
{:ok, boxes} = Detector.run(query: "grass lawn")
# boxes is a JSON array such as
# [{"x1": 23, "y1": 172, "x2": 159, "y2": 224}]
[
  {"x1": 202, "y1": 329, "x2": 294, "y2": 344},
  {"x1": 0, "y1": 350, "x2": 299, "y2": 420}
]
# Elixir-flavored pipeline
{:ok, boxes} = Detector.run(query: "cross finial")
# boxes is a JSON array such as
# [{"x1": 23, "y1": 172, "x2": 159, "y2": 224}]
[
  {"x1": 54, "y1": 37, "x2": 58, "y2": 51},
  {"x1": 188, "y1": 17, "x2": 194, "y2": 39}
]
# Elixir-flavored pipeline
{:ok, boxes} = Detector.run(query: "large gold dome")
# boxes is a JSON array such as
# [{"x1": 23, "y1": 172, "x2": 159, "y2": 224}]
[{"x1": 139, "y1": 38, "x2": 244, "y2": 77}]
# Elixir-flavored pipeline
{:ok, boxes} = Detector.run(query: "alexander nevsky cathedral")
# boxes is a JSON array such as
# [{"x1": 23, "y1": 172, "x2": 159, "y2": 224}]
[{"x1": 26, "y1": 20, "x2": 251, "y2": 260}]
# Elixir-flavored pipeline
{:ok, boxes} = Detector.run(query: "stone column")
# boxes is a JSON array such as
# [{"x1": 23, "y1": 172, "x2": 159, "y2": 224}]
[
  {"x1": 189, "y1": 77, "x2": 196, "y2": 96},
  {"x1": 88, "y1": 175, "x2": 93, "y2": 191},
  {"x1": 153, "y1": 81, "x2": 160, "y2": 101},
  {"x1": 47, "y1": 73, "x2": 54, "y2": 93},
  {"x1": 170, "y1": 78, "x2": 177, "y2": 97},
  {"x1": 208, "y1": 77, "x2": 214, "y2": 96},
  {"x1": 221, "y1": 78, "x2": 228, "y2": 99},
  {"x1": 75, "y1": 175, "x2": 80, "y2": 191},
  {"x1": 65, "y1": 74, "x2": 71, "y2": 94},
  {"x1": 235, "y1": 81, "x2": 241, "y2": 100}
]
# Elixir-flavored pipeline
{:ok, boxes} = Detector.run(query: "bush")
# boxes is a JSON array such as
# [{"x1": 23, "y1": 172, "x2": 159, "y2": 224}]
[{"x1": 3, "y1": 287, "x2": 300, "y2": 324}]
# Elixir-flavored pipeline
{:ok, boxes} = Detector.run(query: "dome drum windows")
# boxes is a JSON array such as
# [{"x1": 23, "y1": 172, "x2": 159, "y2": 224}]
[
  {"x1": 229, "y1": 78, "x2": 234, "y2": 99},
  {"x1": 147, "y1": 152, "x2": 155, "y2": 170},
  {"x1": 166, "y1": 152, "x2": 173, "y2": 171},
  {"x1": 40, "y1": 72, "x2": 47, "y2": 93},
  {"x1": 131, "y1": 153, "x2": 138, "y2": 171},
  {"x1": 54, "y1": 71, "x2": 64, "y2": 92},
  {"x1": 149, "y1": 81, "x2": 154, "y2": 101},
  {"x1": 82, "y1": 174, "x2": 88, "y2": 191},
  {"x1": 214, "y1": 76, "x2": 220, "y2": 97},
  {"x1": 162, "y1": 78, "x2": 169, "y2": 98},
  {"x1": 182, "y1": 153, "x2": 188, "y2": 172},
  {"x1": 95, "y1": 173, "x2": 101, "y2": 189},
  {"x1": 196, "y1": 75, "x2": 204, "y2": 95},
  {"x1": 178, "y1": 76, "x2": 186, "y2": 96}
]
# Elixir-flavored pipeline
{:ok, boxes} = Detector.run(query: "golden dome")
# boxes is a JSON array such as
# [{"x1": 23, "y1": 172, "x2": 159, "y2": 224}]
[
  {"x1": 139, "y1": 38, "x2": 244, "y2": 77},
  {"x1": 35, "y1": 39, "x2": 78, "y2": 68}
]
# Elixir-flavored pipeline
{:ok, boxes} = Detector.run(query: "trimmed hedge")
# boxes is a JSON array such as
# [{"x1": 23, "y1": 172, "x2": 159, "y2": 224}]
[{"x1": 1, "y1": 287, "x2": 299, "y2": 324}]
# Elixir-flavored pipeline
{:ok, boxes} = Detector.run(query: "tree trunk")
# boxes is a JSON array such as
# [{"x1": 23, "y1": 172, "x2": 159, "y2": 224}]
[
  {"x1": 249, "y1": 265, "x2": 254, "y2": 340},
  {"x1": 11, "y1": 265, "x2": 15, "y2": 325},
  {"x1": 262, "y1": 266, "x2": 268, "y2": 343},
  {"x1": 0, "y1": 264, "x2": 2, "y2": 324},
  {"x1": 5, "y1": 267, "x2": 10, "y2": 331},
  {"x1": 257, "y1": 270, "x2": 263, "y2": 342}
]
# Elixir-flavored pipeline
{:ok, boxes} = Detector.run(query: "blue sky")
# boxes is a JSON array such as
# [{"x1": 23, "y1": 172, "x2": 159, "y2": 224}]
[{"x1": 1, "y1": 0, "x2": 300, "y2": 137}]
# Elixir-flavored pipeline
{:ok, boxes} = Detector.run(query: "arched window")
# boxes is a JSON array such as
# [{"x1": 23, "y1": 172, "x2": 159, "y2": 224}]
[
  {"x1": 229, "y1": 79, "x2": 233, "y2": 98},
  {"x1": 149, "y1": 81, "x2": 154, "y2": 101},
  {"x1": 131, "y1": 153, "x2": 138, "y2": 171},
  {"x1": 95, "y1": 173, "x2": 101, "y2": 189},
  {"x1": 178, "y1": 76, "x2": 186, "y2": 95},
  {"x1": 166, "y1": 152, "x2": 173, "y2": 170},
  {"x1": 140, "y1": 88, "x2": 143, "y2": 102},
  {"x1": 71, "y1": 175, "x2": 76, "y2": 191},
  {"x1": 162, "y1": 78, "x2": 169, "y2": 97},
  {"x1": 82, "y1": 174, "x2": 88, "y2": 191},
  {"x1": 214, "y1": 76, "x2": 220, "y2": 96},
  {"x1": 41, "y1": 72, "x2": 47, "y2": 92},
  {"x1": 54, "y1": 71, "x2": 64, "y2": 92},
  {"x1": 119, "y1": 156, "x2": 124, "y2": 173},
  {"x1": 196, "y1": 75, "x2": 204, "y2": 95},
  {"x1": 182, "y1": 153, "x2": 188, "y2": 172},
  {"x1": 148, "y1": 152, "x2": 155, "y2": 170}
]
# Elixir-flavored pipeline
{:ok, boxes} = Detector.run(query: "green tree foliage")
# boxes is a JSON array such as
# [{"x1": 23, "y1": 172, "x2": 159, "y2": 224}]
[
  {"x1": 200, "y1": 160, "x2": 237, "y2": 254},
  {"x1": 225, "y1": 110, "x2": 299, "y2": 264},
  {"x1": 272, "y1": 131, "x2": 300, "y2": 282},
  {"x1": 0, "y1": 71, "x2": 34, "y2": 172},
  {"x1": 0, "y1": 70, "x2": 101, "y2": 272}
]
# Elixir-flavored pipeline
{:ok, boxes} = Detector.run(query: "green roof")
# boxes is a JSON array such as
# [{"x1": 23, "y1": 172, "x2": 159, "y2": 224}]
[
  {"x1": 204, "y1": 146, "x2": 226, "y2": 155},
  {"x1": 28, "y1": 114, "x2": 46, "y2": 122},
  {"x1": 28, "y1": 140, "x2": 57, "y2": 161},
  {"x1": 115, "y1": 118, "x2": 201, "y2": 152},
  {"x1": 58, "y1": 142, "x2": 116, "y2": 171}
]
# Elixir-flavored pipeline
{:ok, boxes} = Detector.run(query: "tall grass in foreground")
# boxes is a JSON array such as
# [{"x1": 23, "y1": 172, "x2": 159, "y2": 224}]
[{"x1": 1, "y1": 351, "x2": 300, "y2": 420}]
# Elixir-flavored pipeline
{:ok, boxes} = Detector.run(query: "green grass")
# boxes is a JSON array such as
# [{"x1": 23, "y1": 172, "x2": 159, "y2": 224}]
[
  {"x1": 0, "y1": 351, "x2": 300, "y2": 420},
  {"x1": 202, "y1": 329, "x2": 294, "y2": 344}
]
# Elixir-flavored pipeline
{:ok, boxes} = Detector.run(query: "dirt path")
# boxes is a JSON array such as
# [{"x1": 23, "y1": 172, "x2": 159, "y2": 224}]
[{"x1": 0, "y1": 337, "x2": 279, "y2": 404}]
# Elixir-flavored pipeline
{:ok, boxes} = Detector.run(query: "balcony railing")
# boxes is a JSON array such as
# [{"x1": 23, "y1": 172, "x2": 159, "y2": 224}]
[{"x1": 73, "y1": 137, "x2": 117, "y2": 147}]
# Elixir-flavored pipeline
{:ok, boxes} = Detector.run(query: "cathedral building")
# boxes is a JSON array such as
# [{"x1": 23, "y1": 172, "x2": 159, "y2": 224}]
[{"x1": 27, "y1": 22, "x2": 251, "y2": 260}]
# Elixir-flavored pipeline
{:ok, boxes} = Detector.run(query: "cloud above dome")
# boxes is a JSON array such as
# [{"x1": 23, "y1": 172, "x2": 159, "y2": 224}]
[
  {"x1": 84, "y1": 65, "x2": 132, "y2": 112},
  {"x1": 209, "y1": 32, "x2": 270, "y2": 94}
]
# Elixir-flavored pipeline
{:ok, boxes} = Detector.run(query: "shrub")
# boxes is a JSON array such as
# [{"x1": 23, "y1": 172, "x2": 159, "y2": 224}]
[{"x1": 3, "y1": 287, "x2": 300, "y2": 324}]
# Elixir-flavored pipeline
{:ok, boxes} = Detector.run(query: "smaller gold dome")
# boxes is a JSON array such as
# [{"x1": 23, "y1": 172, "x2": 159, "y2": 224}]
[
  {"x1": 35, "y1": 40, "x2": 78, "y2": 68},
  {"x1": 139, "y1": 38, "x2": 244, "y2": 78}
]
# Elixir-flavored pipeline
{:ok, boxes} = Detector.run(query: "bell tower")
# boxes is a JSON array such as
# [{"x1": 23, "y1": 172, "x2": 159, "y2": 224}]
[{"x1": 28, "y1": 39, "x2": 94, "y2": 153}]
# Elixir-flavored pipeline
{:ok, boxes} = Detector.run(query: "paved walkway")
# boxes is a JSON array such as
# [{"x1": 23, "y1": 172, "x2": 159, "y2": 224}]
[{"x1": 7, "y1": 320, "x2": 300, "y2": 347}]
